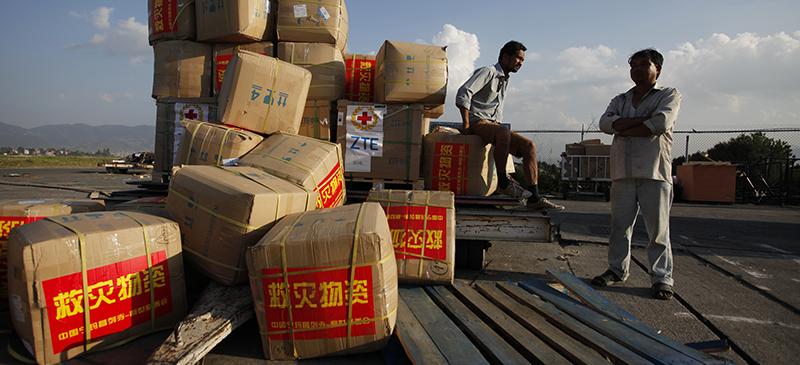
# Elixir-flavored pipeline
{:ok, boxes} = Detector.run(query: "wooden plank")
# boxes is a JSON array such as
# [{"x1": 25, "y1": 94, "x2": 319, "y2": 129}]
[
  {"x1": 547, "y1": 270, "x2": 730, "y2": 365},
  {"x1": 147, "y1": 282, "x2": 253, "y2": 365},
  {"x1": 399, "y1": 287, "x2": 488, "y2": 365},
  {"x1": 425, "y1": 286, "x2": 528, "y2": 364},
  {"x1": 456, "y1": 209, "x2": 552, "y2": 242},
  {"x1": 450, "y1": 281, "x2": 571, "y2": 365},
  {"x1": 519, "y1": 279, "x2": 707, "y2": 365},
  {"x1": 473, "y1": 281, "x2": 610, "y2": 365},
  {"x1": 496, "y1": 282, "x2": 653, "y2": 365},
  {"x1": 395, "y1": 296, "x2": 449, "y2": 365}
]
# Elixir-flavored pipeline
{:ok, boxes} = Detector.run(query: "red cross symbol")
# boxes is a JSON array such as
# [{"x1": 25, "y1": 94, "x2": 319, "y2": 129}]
[
  {"x1": 356, "y1": 111, "x2": 372, "y2": 126},
  {"x1": 184, "y1": 108, "x2": 198, "y2": 120}
]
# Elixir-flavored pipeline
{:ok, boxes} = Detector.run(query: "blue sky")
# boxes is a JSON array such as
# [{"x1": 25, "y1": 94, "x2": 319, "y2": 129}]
[{"x1": 1, "y1": 0, "x2": 798, "y2": 138}]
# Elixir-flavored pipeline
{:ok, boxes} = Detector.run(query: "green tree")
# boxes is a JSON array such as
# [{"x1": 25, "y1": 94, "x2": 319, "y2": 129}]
[{"x1": 706, "y1": 132, "x2": 794, "y2": 164}]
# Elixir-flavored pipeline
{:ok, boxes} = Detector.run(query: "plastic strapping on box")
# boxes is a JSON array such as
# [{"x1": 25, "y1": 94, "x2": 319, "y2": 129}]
[
  {"x1": 182, "y1": 121, "x2": 205, "y2": 164},
  {"x1": 118, "y1": 212, "x2": 157, "y2": 330},
  {"x1": 215, "y1": 128, "x2": 233, "y2": 165},
  {"x1": 417, "y1": 192, "x2": 431, "y2": 278},
  {"x1": 168, "y1": 188, "x2": 259, "y2": 231},
  {"x1": 253, "y1": 149, "x2": 320, "y2": 190},
  {"x1": 169, "y1": 0, "x2": 194, "y2": 32},
  {"x1": 312, "y1": 100, "x2": 321, "y2": 139},
  {"x1": 346, "y1": 203, "x2": 365, "y2": 350},
  {"x1": 261, "y1": 58, "x2": 281, "y2": 133},
  {"x1": 278, "y1": 212, "x2": 308, "y2": 359}
]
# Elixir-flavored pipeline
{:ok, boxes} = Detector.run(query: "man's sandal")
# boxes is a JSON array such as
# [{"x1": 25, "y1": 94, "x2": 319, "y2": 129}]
[
  {"x1": 591, "y1": 270, "x2": 625, "y2": 287},
  {"x1": 652, "y1": 283, "x2": 674, "y2": 300}
]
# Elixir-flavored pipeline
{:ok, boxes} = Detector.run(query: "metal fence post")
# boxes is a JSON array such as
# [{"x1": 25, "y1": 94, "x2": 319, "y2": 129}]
[{"x1": 685, "y1": 134, "x2": 690, "y2": 162}]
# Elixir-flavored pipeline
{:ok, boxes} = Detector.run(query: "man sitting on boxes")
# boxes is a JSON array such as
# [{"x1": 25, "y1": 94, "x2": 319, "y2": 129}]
[{"x1": 456, "y1": 40, "x2": 564, "y2": 210}]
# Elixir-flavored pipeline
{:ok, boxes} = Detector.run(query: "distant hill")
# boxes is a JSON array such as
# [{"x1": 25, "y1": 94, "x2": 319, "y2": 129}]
[{"x1": 0, "y1": 122, "x2": 154, "y2": 154}]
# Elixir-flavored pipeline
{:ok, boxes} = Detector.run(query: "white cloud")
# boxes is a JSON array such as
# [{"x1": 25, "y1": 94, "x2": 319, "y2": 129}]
[
  {"x1": 431, "y1": 24, "x2": 481, "y2": 122},
  {"x1": 99, "y1": 94, "x2": 115, "y2": 103},
  {"x1": 92, "y1": 7, "x2": 113, "y2": 29},
  {"x1": 98, "y1": 92, "x2": 134, "y2": 103}
]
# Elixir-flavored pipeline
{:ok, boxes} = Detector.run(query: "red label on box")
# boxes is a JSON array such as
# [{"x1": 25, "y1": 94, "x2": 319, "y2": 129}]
[
  {"x1": 150, "y1": 0, "x2": 178, "y2": 35},
  {"x1": 41, "y1": 251, "x2": 173, "y2": 354},
  {"x1": 345, "y1": 56, "x2": 376, "y2": 103},
  {"x1": 316, "y1": 162, "x2": 345, "y2": 208},
  {"x1": 214, "y1": 54, "x2": 233, "y2": 93},
  {"x1": 261, "y1": 266, "x2": 375, "y2": 340},
  {"x1": 431, "y1": 142, "x2": 470, "y2": 195},
  {"x1": 384, "y1": 206, "x2": 447, "y2": 261},
  {"x1": 0, "y1": 216, "x2": 45, "y2": 240}
]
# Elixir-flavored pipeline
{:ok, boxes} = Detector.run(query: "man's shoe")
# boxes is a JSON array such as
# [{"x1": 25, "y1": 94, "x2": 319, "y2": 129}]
[
  {"x1": 497, "y1": 179, "x2": 533, "y2": 201},
  {"x1": 591, "y1": 270, "x2": 625, "y2": 287},
  {"x1": 528, "y1": 197, "x2": 565, "y2": 211}
]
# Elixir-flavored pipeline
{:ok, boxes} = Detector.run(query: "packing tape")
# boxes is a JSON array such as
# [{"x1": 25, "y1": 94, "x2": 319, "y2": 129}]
[
  {"x1": 416, "y1": 192, "x2": 431, "y2": 278},
  {"x1": 117, "y1": 212, "x2": 157, "y2": 330},
  {"x1": 346, "y1": 203, "x2": 366, "y2": 349},
  {"x1": 261, "y1": 58, "x2": 281, "y2": 133},
  {"x1": 278, "y1": 212, "x2": 308, "y2": 359},
  {"x1": 249, "y1": 253, "x2": 393, "y2": 280},
  {"x1": 168, "y1": 188, "x2": 259, "y2": 231},
  {"x1": 252, "y1": 152, "x2": 319, "y2": 190}
]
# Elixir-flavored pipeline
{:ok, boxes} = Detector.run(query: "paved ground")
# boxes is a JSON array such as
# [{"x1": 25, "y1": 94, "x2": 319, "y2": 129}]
[{"x1": 1, "y1": 168, "x2": 799, "y2": 364}]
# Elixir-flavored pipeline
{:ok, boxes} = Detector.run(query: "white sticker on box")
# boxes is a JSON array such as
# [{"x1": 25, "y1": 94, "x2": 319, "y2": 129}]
[
  {"x1": 293, "y1": 4, "x2": 308, "y2": 18},
  {"x1": 344, "y1": 145, "x2": 372, "y2": 172},
  {"x1": 345, "y1": 104, "x2": 385, "y2": 157},
  {"x1": 318, "y1": 6, "x2": 330, "y2": 20},
  {"x1": 174, "y1": 103, "x2": 209, "y2": 163}
]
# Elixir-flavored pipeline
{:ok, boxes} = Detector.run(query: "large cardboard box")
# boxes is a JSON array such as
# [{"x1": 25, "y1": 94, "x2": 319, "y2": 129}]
[
  {"x1": 276, "y1": 0, "x2": 349, "y2": 51},
  {"x1": 677, "y1": 163, "x2": 736, "y2": 203},
  {"x1": 213, "y1": 42, "x2": 275, "y2": 94},
  {"x1": 148, "y1": 0, "x2": 196, "y2": 44},
  {"x1": 375, "y1": 41, "x2": 447, "y2": 105},
  {"x1": 300, "y1": 100, "x2": 333, "y2": 141},
  {"x1": 6, "y1": 211, "x2": 186, "y2": 365},
  {"x1": 239, "y1": 133, "x2": 346, "y2": 208},
  {"x1": 111, "y1": 196, "x2": 171, "y2": 220},
  {"x1": 1, "y1": 199, "x2": 106, "y2": 309},
  {"x1": 345, "y1": 54, "x2": 376, "y2": 103},
  {"x1": 247, "y1": 203, "x2": 397, "y2": 360},
  {"x1": 422, "y1": 127, "x2": 507, "y2": 196},
  {"x1": 167, "y1": 166, "x2": 316, "y2": 285},
  {"x1": 195, "y1": 0, "x2": 271, "y2": 42},
  {"x1": 152, "y1": 41, "x2": 213, "y2": 98},
  {"x1": 217, "y1": 50, "x2": 311, "y2": 135},
  {"x1": 366, "y1": 190, "x2": 455, "y2": 284},
  {"x1": 175, "y1": 120, "x2": 263, "y2": 167},
  {"x1": 154, "y1": 97, "x2": 218, "y2": 183},
  {"x1": 336, "y1": 101, "x2": 429, "y2": 181},
  {"x1": 278, "y1": 42, "x2": 345, "y2": 101}
]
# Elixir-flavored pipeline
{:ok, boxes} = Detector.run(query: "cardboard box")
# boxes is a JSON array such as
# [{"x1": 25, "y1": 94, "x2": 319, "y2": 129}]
[
  {"x1": 247, "y1": 202, "x2": 397, "y2": 360},
  {"x1": 300, "y1": 100, "x2": 333, "y2": 141},
  {"x1": 152, "y1": 41, "x2": 213, "y2": 98},
  {"x1": 111, "y1": 196, "x2": 171, "y2": 219},
  {"x1": 345, "y1": 54, "x2": 376, "y2": 102},
  {"x1": 167, "y1": 166, "x2": 316, "y2": 285},
  {"x1": 148, "y1": 0, "x2": 196, "y2": 44},
  {"x1": 195, "y1": 0, "x2": 270, "y2": 42},
  {"x1": 336, "y1": 101, "x2": 429, "y2": 181},
  {"x1": 422, "y1": 127, "x2": 508, "y2": 196},
  {"x1": 276, "y1": 0, "x2": 349, "y2": 51},
  {"x1": 677, "y1": 163, "x2": 736, "y2": 203},
  {"x1": 565, "y1": 143, "x2": 585, "y2": 156},
  {"x1": 239, "y1": 133, "x2": 346, "y2": 208},
  {"x1": 423, "y1": 104, "x2": 445, "y2": 119},
  {"x1": 376, "y1": 41, "x2": 448, "y2": 105},
  {"x1": 175, "y1": 120, "x2": 263, "y2": 167},
  {"x1": 366, "y1": 190, "x2": 455, "y2": 284},
  {"x1": 278, "y1": 42, "x2": 345, "y2": 100},
  {"x1": 584, "y1": 144, "x2": 611, "y2": 156},
  {"x1": 6, "y1": 211, "x2": 186, "y2": 365},
  {"x1": 154, "y1": 97, "x2": 218, "y2": 183},
  {"x1": 213, "y1": 42, "x2": 275, "y2": 94},
  {"x1": 217, "y1": 50, "x2": 311, "y2": 135}
]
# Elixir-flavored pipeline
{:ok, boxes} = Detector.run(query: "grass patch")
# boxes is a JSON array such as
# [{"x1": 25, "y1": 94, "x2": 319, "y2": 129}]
[{"x1": 0, "y1": 155, "x2": 111, "y2": 168}]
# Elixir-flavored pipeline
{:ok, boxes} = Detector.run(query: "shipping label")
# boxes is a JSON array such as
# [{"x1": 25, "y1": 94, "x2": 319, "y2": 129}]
[
  {"x1": 151, "y1": 0, "x2": 178, "y2": 35},
  {"x1": 384, "y1": 206, "x2": 447, "y2": 261},
  {"x1": 41, "y1": 251, "x2": 173, "y2": 354},
  {"x1": 431, "y1": 142, "x2": 469, "y2": 194},
  {"x1": 316, "y1": 162, "x2": 344, "y2": 208},
  {"x1": 0, "y1": 216, "x2": 45, "y2": 240},
  {"x1": 344, "y1": 105, "x2": 384, "y2": 173},
  {"x1": 261, "y1": 266, "x2": 375, "y2": 340}
]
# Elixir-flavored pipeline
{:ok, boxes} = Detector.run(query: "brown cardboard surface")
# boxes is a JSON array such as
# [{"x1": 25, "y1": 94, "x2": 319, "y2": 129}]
[
  {"x1": 213, "y1": 42, "x2": 275, "y2": 94},
  {"x1": 148, "y1": 0, "x2": 196, "y2": 44},
  {"x1": 6, "y1": 211, "x2": 186, "y2": 365},
  {"x1": 217, "y1": 50, "x2": 311, "y2": 135},
  {"x1": 276, "y1": 0, "x2": 349, "y2": 51},
  {"x1": 152, "y1": 41, "x2": 213, "y2": 98},
  {"x1": 154, "y1": 97, "x2": 218, "y2": 182},
  {"x1": 111, "y1": 197, "x2": 171, "y2": 220},
  {"x1": 278, "y1": 42, "x2": 345, "y2": 100},
  {"x1": 678, "y1": 164, "x2": 736, "y2": 203},
  {"x1": 246, "y1": 203, "x2": 397, "y2": 360},
  {"x1": 195, "y1": 0, "x2": 270, "y2": 42},
  {"x1": 166, "y1": 166, "x2": 315, "y2": 285},
  {"x1": 299, "y1": 100, "x2": 333, "y2": 141},
  {"x1": 344, "y1": 54, "x2": 376, "y2": 103},
  {"x1": 175, "y1": 120, "x2": 263, "y2": 167},
  {"x1": 336, "y1": 101, "x2": 429, "y2": 181},
  {"x1": 375, "y1": 40, "x2": 447, "y2": 105},
  {"x1": 239, "y1": 133, "x2": 346, "y2": 208},
  {"x1": 422, "y1": 127, "x2": 505, "y2": 196},
  {"x1": 366, "y1": 190, "x2": 455, "y2": 284}
]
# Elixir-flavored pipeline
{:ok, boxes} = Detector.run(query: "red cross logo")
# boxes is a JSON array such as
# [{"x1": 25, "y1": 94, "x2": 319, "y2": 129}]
[
  {"x1": 357, "y1": 111, "x2": 372, "y2": 126},
  {"x1": 184, "y1": 108, "x2": 198, "y2": 120}
]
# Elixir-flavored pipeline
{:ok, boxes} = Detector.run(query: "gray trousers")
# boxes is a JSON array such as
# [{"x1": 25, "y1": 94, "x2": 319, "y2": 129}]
[{"x1": 608, "y1": 178, "x2": 674, "y2": 286}]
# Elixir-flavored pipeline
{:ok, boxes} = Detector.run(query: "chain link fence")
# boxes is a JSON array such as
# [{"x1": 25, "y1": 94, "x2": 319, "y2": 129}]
[{"x1": 516, "y1": 128, "x2": 800, "y2": 204}]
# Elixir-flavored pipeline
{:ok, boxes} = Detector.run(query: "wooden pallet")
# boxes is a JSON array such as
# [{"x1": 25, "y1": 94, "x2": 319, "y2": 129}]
[{"x1": 397, "y1": 278, "x2": 733, "y2": 365}]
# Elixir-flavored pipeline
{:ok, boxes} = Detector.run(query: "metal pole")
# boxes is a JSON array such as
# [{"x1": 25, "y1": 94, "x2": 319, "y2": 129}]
[{"x1": 685, "y1": 134, "x2": 689, "y2": 162}]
